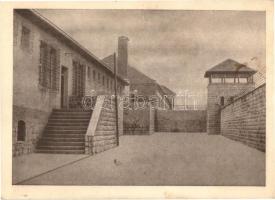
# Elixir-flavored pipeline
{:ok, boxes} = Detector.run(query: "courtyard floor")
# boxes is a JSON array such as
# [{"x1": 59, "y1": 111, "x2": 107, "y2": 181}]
[{"x1": 13, "y1": 132, "x2": 265, "y2": 186}]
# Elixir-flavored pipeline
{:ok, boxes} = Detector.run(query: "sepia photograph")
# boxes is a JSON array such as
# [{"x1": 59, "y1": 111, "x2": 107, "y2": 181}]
[
  {"x1": 11, "y1": 8, "x2": 267, "y2": 186},
  {"x1": 0, "y1": 1, "x2": 274, "y2": 199}
]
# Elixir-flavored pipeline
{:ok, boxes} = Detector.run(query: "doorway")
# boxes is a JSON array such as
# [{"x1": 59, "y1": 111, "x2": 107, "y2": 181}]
[{"x1": 61, "y1": 66, "x2": 68, "y2": 108}]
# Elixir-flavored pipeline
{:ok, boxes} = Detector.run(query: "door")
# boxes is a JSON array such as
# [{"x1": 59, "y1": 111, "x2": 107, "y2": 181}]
[{"x1": 61, "y1": 66, "x2": 68, "y2": 108}]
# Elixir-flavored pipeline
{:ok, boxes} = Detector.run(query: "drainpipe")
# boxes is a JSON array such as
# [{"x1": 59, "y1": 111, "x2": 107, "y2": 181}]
[{"x1": 114, "y1": 53, "x2": 120, "y2": 146}]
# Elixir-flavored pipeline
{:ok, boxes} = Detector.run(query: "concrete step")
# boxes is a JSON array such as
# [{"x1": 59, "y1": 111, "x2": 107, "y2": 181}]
[
  {"x1": 48, "y1": 119, "x2": 90, "y2": 123},
  {"x1": 43, "y1": 134, "x2": 85, "y2": 138},
  {"x1": 35, "y1": 149, "x2": 85, "y2": 154},
  {"x1": 37, "y1": 145, "x2": 84, "y2": 150},
  {"x1": 45, "y1": 130, "x2": 86, "y2": 134},
  {"x1": 46, "y1": 126, "x2": 88, "y2": 130},
  {"x1": 38, "y1": 141, "x2": 85, "y2": 146},
  {"x1": 47, "y1": 122, "x2": 89, "y2": 126},
  {"x1": 41, "y1": 137, "x2": 85, "y2": 142}
]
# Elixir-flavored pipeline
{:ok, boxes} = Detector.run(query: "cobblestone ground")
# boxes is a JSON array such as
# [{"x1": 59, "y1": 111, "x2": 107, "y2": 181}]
[{"x1": 17, "y1": 133, "x2": 265, "y2": 185}]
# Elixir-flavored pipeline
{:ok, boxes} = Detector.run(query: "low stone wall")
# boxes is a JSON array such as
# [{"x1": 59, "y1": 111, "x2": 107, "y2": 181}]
[
  {"x1": 12, "y1": 105, "x2": 50, "y2": 156},
  {"x1": 123, "y1": 107, "x2": 155, "y2": 135},
  {"x1": 221, "y1": 84, "x2": 266, "y2": 152},
  {"x1": 85, "y1": 95, "x2": 123, "y2": 154},
  {"x1": 155, "y1": 110, "x2": 207, "y2": 132}
]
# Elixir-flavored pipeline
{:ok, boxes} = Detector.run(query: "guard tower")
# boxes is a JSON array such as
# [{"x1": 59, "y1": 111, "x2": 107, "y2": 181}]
[{"x1": 204, "y1": 59, "x2": 257, "y2": 135}]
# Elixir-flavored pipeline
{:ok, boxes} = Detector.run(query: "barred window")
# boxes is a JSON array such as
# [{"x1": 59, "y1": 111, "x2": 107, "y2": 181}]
[
  {"x1": 93, "y1": 70, "x2": 96, "y2": 80},
  {"x1": 72, "y1": 61, "x2": 86, "y2": 97},
  {"x1": 98, "y1": 73, "x2": 100, "y2": 83},
  {"x1": 107, "y1": 78, "x2": 109, "y2": 89},
  {"x1": 39, "y1": 41, "x2": 60, "y2": 90}
]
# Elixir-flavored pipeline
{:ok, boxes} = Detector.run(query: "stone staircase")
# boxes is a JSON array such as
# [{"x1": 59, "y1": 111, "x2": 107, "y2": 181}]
[{"x1": 36, "y1": 109, "x2": 92, "y2": 154}]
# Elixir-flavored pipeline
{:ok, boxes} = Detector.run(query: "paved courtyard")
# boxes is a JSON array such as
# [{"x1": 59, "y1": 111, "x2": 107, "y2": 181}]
[{"x1": 14, "y1": 132, "x2": 265, "y2": 186}]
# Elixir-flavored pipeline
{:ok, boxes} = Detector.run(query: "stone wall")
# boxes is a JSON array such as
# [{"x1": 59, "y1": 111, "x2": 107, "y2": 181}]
[
  {"x1": 155, "y1": 110, "x2": 206, "y2": 132},
  {"x1": 221, "y1": 84, "x2": 266, "y2": 152},
  {"x1": 13, "y1": 105, "x2": 50, "y2": 156},
  {"x1": 123, "y1": 107, "x2": 155, "y2": 135},
  {"x1": 207, "y1": 83, "x2": 255, "y2": 134},
  {"x1": 86, "y1": 95, "x2": 123, "y2": 154}
]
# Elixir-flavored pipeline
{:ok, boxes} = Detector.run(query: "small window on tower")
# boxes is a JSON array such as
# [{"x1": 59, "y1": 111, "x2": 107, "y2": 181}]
[
  {"x1": 239, "y1": 78, "x2": 248, "y2": 83},
  {"x1": 225, "y1": 78, "x2": 235, "y2": 83},
  {"x1": 211, "y1": 78, "x2": 222, "y2": 83}
]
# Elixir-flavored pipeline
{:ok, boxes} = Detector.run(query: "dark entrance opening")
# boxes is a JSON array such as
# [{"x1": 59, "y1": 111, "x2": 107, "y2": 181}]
[{"x1": 17, "y1": 120, "x2": 26, "y2": 141}]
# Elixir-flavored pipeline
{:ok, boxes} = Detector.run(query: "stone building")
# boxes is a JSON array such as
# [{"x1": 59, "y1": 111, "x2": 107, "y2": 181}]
[
  {"x1": 13, "y1": 9, "x2": 128, "y2": 156},
  {"x1": 204, "y1": 59, "x2": 257, "y2": 135},
  {"x1": 102, "y1": 40, "x2": 175, "y2": 110}
]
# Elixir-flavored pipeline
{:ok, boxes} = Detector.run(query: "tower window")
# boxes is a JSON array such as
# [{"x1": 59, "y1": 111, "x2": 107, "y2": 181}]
[
  {"x1": 211, "y1": 78, "x2": 222, "y2": 83},
  {"x1": 239, "y1": 78, "x2": 248, "y2": 83},
  {"x1": 220, "y1": 96, "x2": 224, "y2": 106},
  {"x1": 17, "y1": 120, "x2": 26, "y2": 141}
]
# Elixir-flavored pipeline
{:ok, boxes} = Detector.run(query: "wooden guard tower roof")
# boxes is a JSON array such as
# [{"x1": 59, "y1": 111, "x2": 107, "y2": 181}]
[{"x1": 204, "y1": 59, "x2": 257, "y2": 78}]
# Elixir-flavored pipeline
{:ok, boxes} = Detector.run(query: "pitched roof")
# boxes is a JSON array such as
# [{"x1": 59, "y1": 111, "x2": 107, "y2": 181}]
[
  {"x1": 16, "y1": 9, "x2": 128, "y2": 85},
  {"x1": 204, "y1": 59, "x2": 257, "y2": 77},
  {"x1": 160, "y1": 85, "x2": 176, "y2": 96},
  {"x1": 128, "y1": 66, "x2": 156, "y2": 84}
]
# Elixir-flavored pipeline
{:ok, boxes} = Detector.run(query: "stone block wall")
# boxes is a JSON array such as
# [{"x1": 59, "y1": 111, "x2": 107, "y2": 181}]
[
  {"x1": 89, "y1": 96, "x2": 122, "y2": 154},
  {"x1": 13, "y1": 105, "x2": 50, "y2": 156},
  {"x1": 207, "y1": 83, "x2": 255, "y2": 134},
  {"x1": 221, "y1": 84, "x2": 266, "y2": 151},
  {"x1": 123, "y1": 107, "x2": 155, "y2": 135},
  {"x1": 155, "y1": 110, "x2": 206, "y2": 132}
]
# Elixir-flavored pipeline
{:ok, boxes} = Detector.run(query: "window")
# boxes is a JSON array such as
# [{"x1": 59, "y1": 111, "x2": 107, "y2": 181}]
[
  {"x1": 220, "y1": 96, "x2": 224, "y2": 106},
  {"x1": 72, "y1": 61, "x2": 86, "y2": 97},
  {"x1": 107, "y1": 78, "x2": 109, "y2": 89},
  {"x1": 102, "y1": 75, "x2": 105, "y2": 86},
  {"x1": 225, "y1": 78, "x2": 235, "y2": 83},
  {"x1": 211, "y1": 78, "x2": 222, "y2": 83},
  {"x1": 39, "y1": 41, "x2": 60, "y2": 90},
  {"x1": 98, "y1": 73, "x2": 100, "y2": 83},
  {"x1": 17, "y1": 120, "x2": 26, "y2": 141},
  {"x1": 21, "y1": 26, "x2": 30, "y2": 50},
  {"x1": 93, "y1": 70, "x2": 96, "y2": 80},
  {"x1": 239, "y1": 78, "x2": 248, "y2": 83},
  {"x1": 87, "y1": 66, "x2": 91, "y2": 80}
]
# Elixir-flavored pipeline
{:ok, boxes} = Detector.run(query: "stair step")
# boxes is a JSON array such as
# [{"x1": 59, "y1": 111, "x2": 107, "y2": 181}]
[
  {"x1": 43, "y1": 134, "x2": 85, "y2": 138},
  {"x1": 38, "y1": 141, "x2": 85, "y2": 146},
  {"x1": 37, "y1": 145, "x2": 84, "y2": 150},
  {"x1": 36, "y1": 149, "x2": 85, "y2": 154},
  {"x1": 41, "y1": 137, "x2": 85, "y2": 142},
  {"x1": 45, "y1": 130, "x2": 86, "y2": 134},
  {"x1": 47, "y1": 122, "x2": 89, "y2": 126},
  {"x1": 53, "y1": 109, "x2": 92, "y2": 112},
  {"x1": 46, "y1": 126, "x2": 88, "y2": 130},
  {"x1": 48, "y1": 119, "x2": 90, "y2": 122},
  {"x1": 50, "y1": 116, "x2": 91, "y2": 120}
]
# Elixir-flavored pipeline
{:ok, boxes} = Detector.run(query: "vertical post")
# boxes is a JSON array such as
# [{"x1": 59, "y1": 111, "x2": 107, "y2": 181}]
[{"x1": 114, "y1": 53, "x2": 119, "y2": 146}]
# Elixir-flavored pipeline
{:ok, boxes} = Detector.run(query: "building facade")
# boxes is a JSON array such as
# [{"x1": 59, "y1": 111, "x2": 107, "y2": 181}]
[{"x1": 13, "y1": 9, "x2": 128, "y2": 156}]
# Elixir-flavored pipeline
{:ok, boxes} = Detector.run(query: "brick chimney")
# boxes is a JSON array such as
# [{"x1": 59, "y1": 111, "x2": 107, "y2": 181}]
[{"x1": 117, "y1": 36, "x2": 129, "y2": 78}]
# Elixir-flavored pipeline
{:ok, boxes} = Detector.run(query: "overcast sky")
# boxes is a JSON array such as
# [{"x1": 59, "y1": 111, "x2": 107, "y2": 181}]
[{"x1": 37, "y1": 9, "x2": 266, "y2": 105}]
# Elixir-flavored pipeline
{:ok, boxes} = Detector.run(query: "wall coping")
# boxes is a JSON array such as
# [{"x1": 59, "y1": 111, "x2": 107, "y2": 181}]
[
  {"x1": 221, "y1": 83, "x2": 266, "y2": 110},
  {"x1": 86, "y1": 95, "x2": 105, "y2": 137}
]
